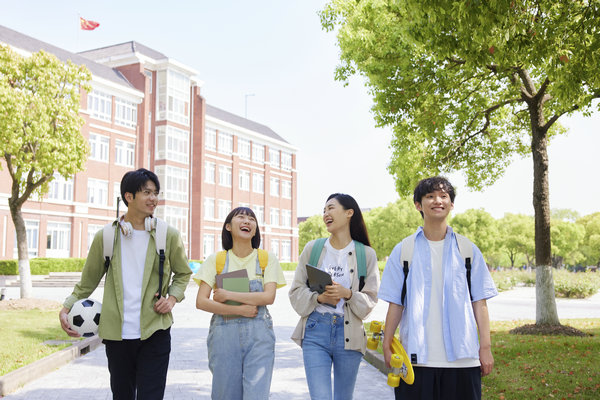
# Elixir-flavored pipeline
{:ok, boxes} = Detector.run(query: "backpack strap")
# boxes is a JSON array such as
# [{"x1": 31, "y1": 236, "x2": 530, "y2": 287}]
[
  {"x1": 308, "y1": 238, "x2": 327, "y2": 267},
  {"x1": 399, "y1": 233, "x2": 417, "y2": 306},
  {"x1": 455, "y1": 233, "x2": 474, "y2": 301},
  {"x1": 354, "y1": 241, "x2": 367, "y2": 291},
  {"x1": 102, "y1": 222, "x2": 118, "y2": 270},
  {"x1": 215, "y1": 250, "x2": 227, "y2": 275},
  {"x1": 154, "y1": 218, "x2": 168, "y2": 299},
  {"x1": 256, "y1": 249, "x2": 269, "y2": 277}
]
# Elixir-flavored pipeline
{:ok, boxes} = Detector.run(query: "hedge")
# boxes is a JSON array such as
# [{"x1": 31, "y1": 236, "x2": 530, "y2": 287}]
[{"x1": 0, "y1": 258, "x2": 86, "y2": 275}]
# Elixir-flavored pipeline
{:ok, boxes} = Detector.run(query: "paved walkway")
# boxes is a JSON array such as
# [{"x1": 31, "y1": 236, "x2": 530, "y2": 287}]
[{"x1": 2, "y1": 273, "x2": 600, "y2": 399}]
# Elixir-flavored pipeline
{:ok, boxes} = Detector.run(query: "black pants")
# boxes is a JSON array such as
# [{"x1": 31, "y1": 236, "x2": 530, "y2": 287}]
[
  {"x1": 394, "y1": 366, "x2": 481, "y2": 400},
  {"x1": 104, "y1": 328, "x2": 171, "y2": 400}
]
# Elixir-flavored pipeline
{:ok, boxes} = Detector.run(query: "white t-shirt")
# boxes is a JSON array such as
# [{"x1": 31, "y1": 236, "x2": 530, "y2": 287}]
[
  {"x1": 425, "y1": 238, "x2": 480, "y2": 368},
  {"x1": 120, "y1": 229, "x2": 150, "y2": 339},
  {"x1": 315, "y1": 239, "x2": 353, "y2": 315}
]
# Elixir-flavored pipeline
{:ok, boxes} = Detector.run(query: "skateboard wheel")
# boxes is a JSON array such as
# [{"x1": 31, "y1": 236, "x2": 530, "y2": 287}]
[
  {"x1": 387, "y1": 373, "x2": 400, "y2": 387},
  {"x1": 370, "y1": 320, "x2": 382, "y2": 333},
  {"x1": 390, "y1": 354, "x2": 403, "y2": 368},
  {"x1": 367, "y1": 338, "x2": 379, "y2": 350}
]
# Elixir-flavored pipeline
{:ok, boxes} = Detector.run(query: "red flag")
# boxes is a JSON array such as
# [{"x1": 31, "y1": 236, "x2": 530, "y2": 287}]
[{"x1": 80, "y1": 17, "x2": 100, "y2": 31}]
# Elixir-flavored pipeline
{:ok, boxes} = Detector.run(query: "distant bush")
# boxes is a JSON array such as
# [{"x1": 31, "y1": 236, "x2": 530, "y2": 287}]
[
  {"x1": 0, "y1": 258, "x2": 86, "y2": 275},
  {"x1": 554, "y1": 270, "x2": 600, "y2": 298},
  {"x1": 280, "y1": 262, "x2": 297, "y2": 271}
]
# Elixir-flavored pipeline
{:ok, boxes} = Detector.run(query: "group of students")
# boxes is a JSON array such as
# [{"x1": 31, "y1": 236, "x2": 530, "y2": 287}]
[{"x1": 59, "y1": 168, "x2": 498, "y2": 400}]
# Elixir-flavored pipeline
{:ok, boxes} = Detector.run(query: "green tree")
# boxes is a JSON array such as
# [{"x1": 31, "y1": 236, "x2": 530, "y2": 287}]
[
  {"x1": 321, "y1": 0, "x2": 600, "y2": 325},
  {"x1": 0, "y1": 46, "x2": 91, "y2": 298},
  {"x1": 498, "y1": 213, "x2": 535, "y2": 268},
  {"x1": 578, "y1": 212, "x2": 600, "y2": 266},
  {"x1": 298, "y1": 215, "x2": 328, "y2": 255},
  {"x1": 550, "y1": 220, "x2": 585, "y2": 267},
  {"x1": 364, "y1": 198, "x2": 422, "y2": 259},
  {"x1": 451, "y1": 209, "x2": 498, "y2": 259}
]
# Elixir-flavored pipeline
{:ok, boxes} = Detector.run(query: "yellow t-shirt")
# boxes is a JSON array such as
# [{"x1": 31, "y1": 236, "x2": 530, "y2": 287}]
[{"x1": 193, "y1": 249, "x2": 286, "y2": 289}]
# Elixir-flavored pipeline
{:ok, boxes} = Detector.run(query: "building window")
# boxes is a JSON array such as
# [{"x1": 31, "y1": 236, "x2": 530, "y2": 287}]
[
  {"x1": 281, "y1": 240, "x2": 291, "y2": 262},
  {"x1": 156, "y1": 69, "x2": 190, "y2": 125},
  {"x1": 239, "y1": 170, "x2": 250, "y2": 191},
  {"x1": 218, "y1": 165, "x2": 232, "y2": 187},
  {"x1": 253, "y1": 205, "x2": 264, "y2": 225},
  {"x1": 238, "y1": 138, "x2": 251, "y2": 160},
  {"x1": 270, "y1": 178, "x2": 279, "y2": 197},
  {"x1": 155, "y1": 125, "x2": 189, "y2": 164},
  {"x1": 87, "y1": 224, "x2": 103, "y2": 250},
  {"x1": 252, "y1": 143, "x2": 265, "y2": 164},
  {"x1": 115, "y1": 140, "x2": 135, "y2": 167},
  {"x1": 269, "y1": 148, "x2": 279, "y2": 168},
  {"x1": 218, "y1": 131, "x2": 233, "y2": 155},
  {"x1": 282, "y1": 180, "x2": 292, "y2": 199},
  {"x1": 252, "y1": 173, "x2": 264, "y2": 194},
  {"x1": 145, "y1": 70, "x2": 153, "y2": 93},
  {"x1": 13, "y1": 220, "x2": 39, "y2": 258},
  {"x1": 89, "y1": 133, "x2": 109, "y2": 162},
  {"x1": 155, "y1": 165, "x2": 188, "y2": 202},
  {"x1": 115, "y1": 97, "x2": 137, "y2": 128},
  {"x1": 46, "y1": 222, "x2": 71, "y2": 258},
  {"x1": 281, "y1": 209, "x2": 292, "y2": 228},
  {"x1": 88, "y1": 90, "x2": 112, "y2": 122},
  {"x1": 48, "y1": 173, "x2": 73, "y2": 202},
  {"x1": 157, "y1": 205, "x2": 188, "y2": 243},
  {"x1": 205, "y1": 127, "x2": 217, "y2": 151},
  {"x1": 281, "y1": 152, "x2": 292, "y2": 171},
  {"x1": 270, "y1": 208, "x2": 279, "y2": 226},
  {"x1": 239, "y1": 202, "x2": 250, "y2": 208},
  {"x1": 271, "y1": 239, "x2": 279, "y2": 258},
  {"x1": 203, "y1": 234, "x2": 215, "y2": 258},
  {"x1": 204, "y1": 197, "x2": 215, "y2": 220},
  {"x1": 204, "y1": 161, "x2": 215, "y2": 184},
  {"x1": 87, "y1": 178, "x2": 108, "y2": 206},
  {"x1": 218, "y1": 200, "x2": 232, "y2": 220}
]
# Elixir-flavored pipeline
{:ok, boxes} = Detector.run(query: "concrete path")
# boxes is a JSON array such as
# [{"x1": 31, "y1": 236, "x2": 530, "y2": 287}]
[{"x1": 2, "y1": 273, "x2": 599, "y2": 399}]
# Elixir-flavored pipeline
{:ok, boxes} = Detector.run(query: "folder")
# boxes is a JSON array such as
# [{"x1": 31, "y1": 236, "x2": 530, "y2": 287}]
[
  {"x1": 216, "y1": 269, "x2": 248, "y2": 289},
  {"x1": 221, "y1": 276, "x2": 250, "y2": 306}
]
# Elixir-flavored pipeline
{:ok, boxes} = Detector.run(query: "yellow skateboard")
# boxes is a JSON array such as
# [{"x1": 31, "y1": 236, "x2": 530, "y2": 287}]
[{"x1": 367, "y1": 320, "x2": 415, "y2": 386}]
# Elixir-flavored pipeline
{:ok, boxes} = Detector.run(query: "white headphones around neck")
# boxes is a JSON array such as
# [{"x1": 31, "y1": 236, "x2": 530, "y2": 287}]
[{"x1": 119, "y1": 215, "x2": 156, "y2": 237}]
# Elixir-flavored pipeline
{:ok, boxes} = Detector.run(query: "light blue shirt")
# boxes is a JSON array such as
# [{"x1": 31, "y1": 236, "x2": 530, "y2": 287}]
[{"x1": 378, "y1": 226, "x2": 498, "y2": 364}]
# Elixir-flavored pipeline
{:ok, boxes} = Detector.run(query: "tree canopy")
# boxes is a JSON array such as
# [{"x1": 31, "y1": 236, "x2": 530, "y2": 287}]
[{"x1": 0, "y1": 45, "x2": 91, "y2": 297}]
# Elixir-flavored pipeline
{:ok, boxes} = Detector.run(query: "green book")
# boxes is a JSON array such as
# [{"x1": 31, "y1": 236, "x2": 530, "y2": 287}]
[{"x1": 222, "y1": 276, "x2": 250, "y2": 306}]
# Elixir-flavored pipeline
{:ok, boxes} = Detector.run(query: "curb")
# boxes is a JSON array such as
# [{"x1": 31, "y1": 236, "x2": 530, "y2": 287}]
[
  {"x1": 364, "y1": 348, "x2": 388, "y2": 375},
  {"x1": 0, "y1": 335, "x2": 102, "y2": 396}
]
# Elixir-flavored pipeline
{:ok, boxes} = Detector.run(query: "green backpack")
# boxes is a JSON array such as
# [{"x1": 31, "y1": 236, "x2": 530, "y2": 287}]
[{"x1": 308, "y1": 238, "x2": 367, "y2": 291}]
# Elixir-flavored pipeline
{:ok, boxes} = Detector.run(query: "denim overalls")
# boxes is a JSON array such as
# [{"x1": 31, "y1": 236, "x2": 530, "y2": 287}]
[{"x1": 207, "y1": 251, "x2": 276, "y2": 400}]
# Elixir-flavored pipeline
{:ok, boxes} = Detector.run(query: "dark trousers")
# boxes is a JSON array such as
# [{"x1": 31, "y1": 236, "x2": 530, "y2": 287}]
[
  {"x1": 104, "y1": 328, "x2": 171, "y2": 400},
  {"x1": 394, "y1": 366, "x2": 481, "y2": 400}
]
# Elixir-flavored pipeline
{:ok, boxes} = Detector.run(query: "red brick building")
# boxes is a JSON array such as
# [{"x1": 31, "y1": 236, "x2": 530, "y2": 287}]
[{"x1": 0, "y1": 26, "x2": 298, "y2": 262}]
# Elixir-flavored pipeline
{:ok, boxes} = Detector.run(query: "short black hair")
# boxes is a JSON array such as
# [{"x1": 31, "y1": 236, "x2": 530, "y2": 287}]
[
  {"x1": 120, "y1": 168, "x2": 160, "y2": 206},
  {"x1": 326, "y1": 193, "x2": 371, "y2": 247},
  {"x1": 413, "y1": 176, "x2": 456, "y2": 218},
  {"x1": 221, "y1": 207, "x2": 261, "y2": 250}
]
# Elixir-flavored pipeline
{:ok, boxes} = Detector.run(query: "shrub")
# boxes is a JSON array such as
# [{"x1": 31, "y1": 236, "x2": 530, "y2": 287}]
[
  {"x1": 0, "y1": 258, "x2": 85, "y2": 275},
  {"x1": 553, "y1": 270, "x2": 600, "y2": 298},
  {"x1": 280, "y1": 262, "x2": 297, "y2": 271}
]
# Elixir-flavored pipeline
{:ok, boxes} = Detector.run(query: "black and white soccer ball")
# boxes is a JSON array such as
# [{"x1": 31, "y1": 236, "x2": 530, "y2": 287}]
[{"x1": 68, "y1": 298, "x2": 102, "y2": 337}]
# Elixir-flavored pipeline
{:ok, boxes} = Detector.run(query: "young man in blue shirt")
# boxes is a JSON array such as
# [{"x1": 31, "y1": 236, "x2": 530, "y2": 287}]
[{"x1": 378, "y1": 176, "x2": 497, "y2": 400}]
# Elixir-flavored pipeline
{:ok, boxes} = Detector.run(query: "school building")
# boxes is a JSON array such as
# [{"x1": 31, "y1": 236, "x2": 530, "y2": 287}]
[{"x1": 0, "y1": 25, "x2": 299, "y2": 262}]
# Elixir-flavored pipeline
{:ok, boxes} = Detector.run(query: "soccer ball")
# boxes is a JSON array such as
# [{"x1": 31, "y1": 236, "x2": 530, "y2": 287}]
[{"x1": 68, "y1": 298, "x2": 102, "y2": 337}]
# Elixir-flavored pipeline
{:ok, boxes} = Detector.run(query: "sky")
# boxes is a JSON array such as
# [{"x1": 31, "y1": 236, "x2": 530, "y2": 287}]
[{"x1": 1, "y1": 1, "x2": 598, "y2": 219}]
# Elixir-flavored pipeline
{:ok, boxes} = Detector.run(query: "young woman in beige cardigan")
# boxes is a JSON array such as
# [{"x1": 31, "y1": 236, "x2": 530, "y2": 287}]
[{"x1": 289, "y1": 193, "x2": 380, "y2": 400}]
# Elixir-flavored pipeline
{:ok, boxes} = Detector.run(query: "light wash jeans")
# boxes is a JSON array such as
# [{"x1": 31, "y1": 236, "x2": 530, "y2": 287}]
[
  {"x1": 302, "y1": 311, "x2": 363, "y2": 400},
  {"x1": 207, "y1": 279, "x2": 276, "y2": 400}
]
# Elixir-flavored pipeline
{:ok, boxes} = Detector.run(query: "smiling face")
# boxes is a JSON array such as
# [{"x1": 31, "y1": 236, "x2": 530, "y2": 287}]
[
  {"x1": 323, "y1": 197, "x2": 354, "y2": 235},
  {"x1": 226, "y1": 211, "x2": 257, "y2": 243},
  {"x1": 415, "y1": 189, "x2": 454, "y2": 222},
  {"x1": 124, "y1": 180, "x2": 158, "y2": 218}
]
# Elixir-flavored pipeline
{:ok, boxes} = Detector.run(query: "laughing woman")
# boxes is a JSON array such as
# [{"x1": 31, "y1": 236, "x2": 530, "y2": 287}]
[
  {"x1": 289, "y1": 193, "x2": 380, "y2": 400},
  {"x1": 194, "y1": 207, "x2": 286, "y2": 400}
]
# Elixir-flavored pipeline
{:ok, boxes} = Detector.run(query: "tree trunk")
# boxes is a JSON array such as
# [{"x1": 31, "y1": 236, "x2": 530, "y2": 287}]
[
  {"x1": 9, "y1": 198, "x2": 32, "y2": 299},
  {"x1": 531, "y1": 122, "x2": 560, "y2": 325}
]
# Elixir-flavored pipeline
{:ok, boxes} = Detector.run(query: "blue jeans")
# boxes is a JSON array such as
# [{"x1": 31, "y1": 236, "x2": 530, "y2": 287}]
[
  {"x1": 302, "y1": 311, "x2": 363, "y2": 400},
  {"x1": 207, "y1": 284, "x2": 275, "y2": 399}
]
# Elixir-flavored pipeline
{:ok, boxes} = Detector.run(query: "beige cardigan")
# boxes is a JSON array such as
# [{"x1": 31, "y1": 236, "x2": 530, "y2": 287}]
[{"x1": 289, "y1": 239, "x2": 380, "y2": 354}]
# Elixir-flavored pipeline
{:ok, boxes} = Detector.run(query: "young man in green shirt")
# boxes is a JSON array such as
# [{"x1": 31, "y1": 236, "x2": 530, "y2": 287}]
[{"x1": 59, "y1": 168, "x2": 191, "y2": 399}]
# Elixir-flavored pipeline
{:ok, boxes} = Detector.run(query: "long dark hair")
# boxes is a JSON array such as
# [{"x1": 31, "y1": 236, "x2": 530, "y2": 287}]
[
  {"x1": 326, "y1": 193, "x2": 371, "y2": 247},
  {"x1": 221, "y1": 207, "x2": 261, "y2": 250}
]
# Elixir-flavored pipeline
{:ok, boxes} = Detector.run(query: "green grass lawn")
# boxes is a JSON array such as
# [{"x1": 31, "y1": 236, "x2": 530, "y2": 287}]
[
  {"x1": 0, "y1": 308, "x2": 72, "y2": 376},
  {"x1": 366, "y1": 319, "x2": 600, "y2": 399}
]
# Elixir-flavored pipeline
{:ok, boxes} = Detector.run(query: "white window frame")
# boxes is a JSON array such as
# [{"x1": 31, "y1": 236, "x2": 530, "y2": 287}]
[
  {"x1": 269, "y1": 148, "x2": 280, "y2": 168},
  {"x1": 46, "y1": 222, "x2": 71, "y2": 258},
  {"x1": 238, "y1": 138, "x2": 251, "y2": 160},
  {"x1": 48, "y1": 173, "x2": 73, "y2": 202},
  {"x1": 87, "y1": 224, "x2": 103, "y2": 250},
  {"x1": 204, "y1": 161, "x2": 215, "y2": 184},
  {"x1": 270, "y1": 177, "x2": 280, "y2": 197},
  {"x1": 204, "y1": 197, "x2": 215, "y2": 220},
  {"x1": 271, "y1": 239, "x2": 279, "y2": 258},
  {"x1": 13, "y1": 220, "x2": 39, "y2": 258},
  {"x1": 218, "y1": 131, "x2": 233, "y2": 155},
  {"x1": 252, "y1": 143, "x2": 265, "y2": 164},
  {"x1": 281, "y1": 152, "x2": 292, "y2": 171},
  {"x1": 218, "y1": 199, "x2": 232, "y2": 220},
  {"x1": 281, "y1": 240, "x2": 291, "y2": 262},
  {"x1": 282, "y1": 180, "x2": 292, "y2": 199},
  {"x1": 87, "y1": 178, "x2": 108, "y2": 206},
  {"x1": 281, "y1": 209, "x2": 292, "y2": 228},
  {"x1": 239, "y1": 170, "x2": 250, "y2": 191},
  {"x1": 203, "y1": 234, "x2": 215, "y2": 259},
  {"x1": 155, "y1": 125, "x2": 189, "y2": 164},
  {"x1": 115, "y1": 140, "x2": 135, "y2": 167},
  {"x1": 115, "y1": 97, "x2": 137, "y2": 128},
  {"x1": 158, "y1": 205, "x2": 188, "y2": 243},
  {"x1": 205, "y1": 127, "x2": 217, "y2": 151},
  {"x1": 89, "y1": 133, "x2": 110, "y2": 162},
  {"x1": 156, "y1": 69, "x2": 190, "y2": 125},
  {"x1": 88, "y1": 90, "x2": 112, "y2": 122},
  {"x1": 218, "y1": 165, "x2": 232, "y2": 187},
  {"x1": 270, "y1": 207, "x2": 279, "y2": 226},
  {"x1": 252, "y1": 173, "x2": 264, "y2": 194},
  {"x1": 155, "y1": 165, "x2": 189, "y2": 202},
  {"x1": 253, "y1": 205, "x2": 264, "y2": 225}
]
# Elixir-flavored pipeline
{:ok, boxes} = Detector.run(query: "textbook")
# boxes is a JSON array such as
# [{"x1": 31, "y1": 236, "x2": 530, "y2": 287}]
[{"x1": 306, "y1": 264, "x2": 332, "y2": 294}]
